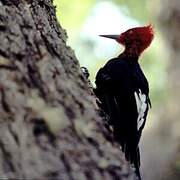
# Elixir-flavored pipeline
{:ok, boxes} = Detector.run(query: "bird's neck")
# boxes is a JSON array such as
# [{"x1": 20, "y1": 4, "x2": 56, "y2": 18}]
[
  {"x1": 118, "y1": 53, "x2": 139, "y2": 66},
  {"x1": 121, "y1": 50, "x2": 140, "y2": 62},
  {"x1": 122, "y1": 44, "x2": 143, "y2": 60}
]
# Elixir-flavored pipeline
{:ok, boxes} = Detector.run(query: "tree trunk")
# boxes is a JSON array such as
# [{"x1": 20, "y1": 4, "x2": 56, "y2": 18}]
[{"x1": 0, "y1": 0, "x2": 134, "y2": 179}]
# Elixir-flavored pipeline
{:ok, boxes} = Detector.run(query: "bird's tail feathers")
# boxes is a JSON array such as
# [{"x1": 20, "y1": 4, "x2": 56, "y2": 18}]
[
  {"x1": 123, "y1": 145, "x2": 141, "y2": 180},
  {"x1": 133, "y1": 148, "x2": 141, "y2": 180}
]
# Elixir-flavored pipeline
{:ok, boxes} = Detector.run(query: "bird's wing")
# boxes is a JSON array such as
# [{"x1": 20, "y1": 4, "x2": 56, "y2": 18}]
[
  {"x1": 95, "y1": 61, "x2": 150, "y2": 146},
  {"x1": 134, "y1": 89, "x2": 150, "y2": 132}
]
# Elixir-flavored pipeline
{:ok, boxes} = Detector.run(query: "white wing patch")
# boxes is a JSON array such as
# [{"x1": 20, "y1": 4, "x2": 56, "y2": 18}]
[{"x1": 134, "y1": 89, "x2": 148, "y2": 131}]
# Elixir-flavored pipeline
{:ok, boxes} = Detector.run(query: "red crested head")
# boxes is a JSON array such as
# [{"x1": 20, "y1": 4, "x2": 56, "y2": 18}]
[
  {"x1": 100, "y1": 24, "x2": 154, "y2": 58},
  {"x1": 118, "y1": 24, "x2": 154, "y2": 56}
]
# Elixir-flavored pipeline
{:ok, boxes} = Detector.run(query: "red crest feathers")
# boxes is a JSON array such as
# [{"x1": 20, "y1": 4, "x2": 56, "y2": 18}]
[
  {"x1": 137, "y1": 24, "x2": 154, "y2": 50},
  {"x1": 118, "y1": 24, "x2": 154, "y2": 57}
]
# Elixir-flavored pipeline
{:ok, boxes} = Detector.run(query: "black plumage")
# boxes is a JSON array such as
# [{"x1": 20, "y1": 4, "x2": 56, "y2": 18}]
[{"x1": 94, "y1": 54, "x2": 151, "y2": 179}]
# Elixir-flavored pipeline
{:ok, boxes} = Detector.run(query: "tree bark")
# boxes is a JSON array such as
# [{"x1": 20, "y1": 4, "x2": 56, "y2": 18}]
[{"x1": 0, "y1": 0, "x2": 134, "y2": 179}]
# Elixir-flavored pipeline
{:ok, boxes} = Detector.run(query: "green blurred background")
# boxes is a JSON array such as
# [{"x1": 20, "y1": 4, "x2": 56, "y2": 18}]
[{"x1": 54, "y1": 0, "x2": 180, "y2": 179}]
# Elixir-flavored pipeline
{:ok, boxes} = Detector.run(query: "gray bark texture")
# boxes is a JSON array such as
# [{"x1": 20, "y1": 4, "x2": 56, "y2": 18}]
[{"x1": 0, "y1": 0, "x2": 135, "y2": 179}]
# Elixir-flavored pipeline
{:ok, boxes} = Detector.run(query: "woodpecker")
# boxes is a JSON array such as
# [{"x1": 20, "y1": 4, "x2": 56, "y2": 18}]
[{"x1": 94, "y1": 25, "x2": 154, "y2": 180}]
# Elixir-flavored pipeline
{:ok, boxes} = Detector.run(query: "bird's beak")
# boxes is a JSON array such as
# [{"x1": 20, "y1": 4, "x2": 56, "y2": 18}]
[{"x1": 99, "y1": 35, "x2": 119, "y2": 40}]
